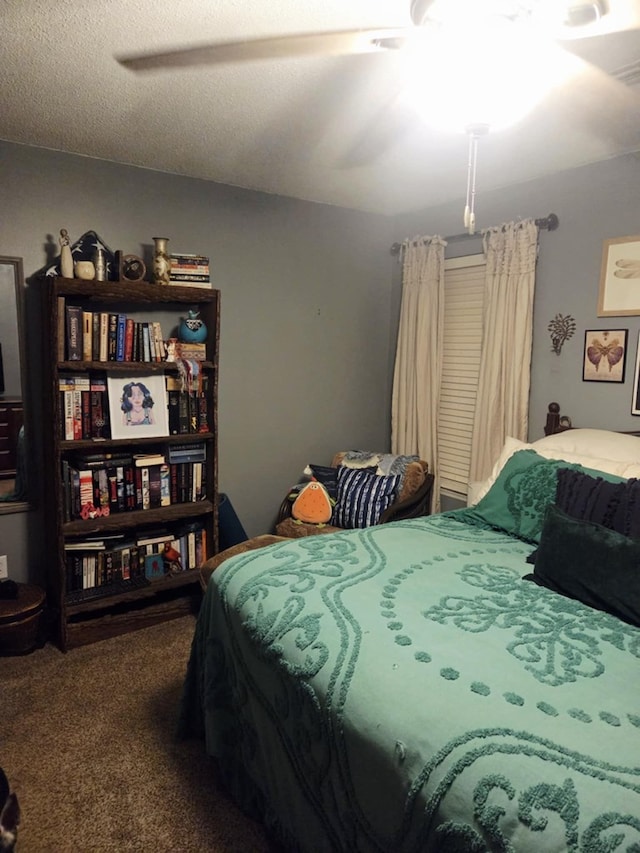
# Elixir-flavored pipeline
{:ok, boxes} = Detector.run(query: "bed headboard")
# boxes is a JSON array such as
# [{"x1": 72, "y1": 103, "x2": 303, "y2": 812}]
[{"x1": 544, "y1": 401, "x2": 640, "y2": 437}]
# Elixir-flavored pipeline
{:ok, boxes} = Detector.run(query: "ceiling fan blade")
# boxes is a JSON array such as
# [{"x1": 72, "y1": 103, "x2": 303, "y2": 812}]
[{"x1": 117, "y1": 28, "x2": 412, "y2": 73}]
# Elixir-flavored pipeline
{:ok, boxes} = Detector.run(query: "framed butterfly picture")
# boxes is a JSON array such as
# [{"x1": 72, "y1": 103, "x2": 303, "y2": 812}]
[{"x1": 583, "y1": 329, "x2": 627, "y2": 383}]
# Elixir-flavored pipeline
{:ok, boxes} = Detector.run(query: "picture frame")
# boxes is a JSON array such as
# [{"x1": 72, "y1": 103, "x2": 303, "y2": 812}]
[
  {"x1": 597, "y1": 234, "x2": 640, "y2": 316},
  {"x1": 582, "y1": 329, "x2": 627, "y2": 383},
  {"x1": 632, "y1": 333, "x2": 640, "y2": 416},
  {"x1": 107, "y1": 373, "x2": 169, "y2": 440}
]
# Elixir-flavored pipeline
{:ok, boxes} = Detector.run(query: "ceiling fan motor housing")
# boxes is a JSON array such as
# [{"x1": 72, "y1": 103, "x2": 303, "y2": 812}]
[
  {"x1": 564, "y1": 1, "x2": 606, "y2": 28},
  {"x1": 410, "y1": 0, "x2": 606, "y2": 29}
]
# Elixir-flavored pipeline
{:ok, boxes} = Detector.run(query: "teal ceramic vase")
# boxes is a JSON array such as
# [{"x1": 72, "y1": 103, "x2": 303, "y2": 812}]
[{"x1": 178, "y1": 308, "x2": 207, "y2": 343}]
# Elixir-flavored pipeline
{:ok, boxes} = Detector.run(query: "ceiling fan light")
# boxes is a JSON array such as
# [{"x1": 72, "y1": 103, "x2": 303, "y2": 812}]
[{"x1": 402, "y1": 18, "x2": 558, "y2": 132}]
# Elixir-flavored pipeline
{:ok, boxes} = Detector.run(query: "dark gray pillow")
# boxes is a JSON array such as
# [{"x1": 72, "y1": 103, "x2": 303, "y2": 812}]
[
  {"x1": 555, "y1": 467, "x2": 640, "y2": 537},
  {"x1": 524, "y1": 503, "x2": 640, "y2": 627}
]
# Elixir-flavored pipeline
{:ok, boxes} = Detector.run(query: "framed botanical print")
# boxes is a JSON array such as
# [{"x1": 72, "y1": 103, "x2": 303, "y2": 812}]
[
  {"x1": 582, "y1": 329, "x2": 627, "y2": 383},
  {"x1": 597, "y1": 235, "x2": 640, "y2": 316}
]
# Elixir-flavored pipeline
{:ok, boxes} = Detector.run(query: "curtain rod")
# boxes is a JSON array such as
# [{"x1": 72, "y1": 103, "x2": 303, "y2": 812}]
[{"x1": 389, "y1": 212, "x2": 559, "y2": 256}]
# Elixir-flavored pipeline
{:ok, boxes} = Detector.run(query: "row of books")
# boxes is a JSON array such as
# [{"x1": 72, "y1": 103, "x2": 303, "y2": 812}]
[
  {"x1": 62, "y1": 300, "x2": 169, "y2": 363},
  {"x1": 59, "y1": 373, "x2": 110, "y2": 440},
  {"x1": 167, "y1": 374, "x2": 211, "y2": 436},
  {"x1": 61, "y1": 444, "x2": 207, "y2": 521},
  {"x1": 169, "y1": 253, "x2": 211, "y2": 287},
  {"x1": 64, "y1": 523, "x2": 207, "y2": 594},
  {"x1": 58, "y1": 372, "x2": 211, "y2": 440}
]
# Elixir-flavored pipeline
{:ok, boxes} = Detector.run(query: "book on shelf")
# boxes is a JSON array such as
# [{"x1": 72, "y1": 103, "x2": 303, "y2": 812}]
[
  {"x1": 170, "y1": 253, "x2": 209, "y2": 267},
  {"x1": 115, "y1": 314, "x2": 127, "y2": 362},
  {"x1": 57, "y1": 296, "x2": 66, "y2": 361},
  {"x1": 107, "y1": 313, "x2": 118, "y2": 361},
  {"x1": 99, "y1": 312, "x2": 109, "y2": 362},
  {"x1": 82, "y1": 311, "x2": 93, "y2": 361},
  {"x1": 136, "y1": 528, "x2": 173, "y2": 548},
  {"x1": 168, "y1": 442, "x2": 207, "y2": 464},
  {"x1": 152, "y1": 321, "x2": 165, "y2": 361},
  {"x1": 168, "y1": 275, "x2": 212, "y2": 287},
  {"x1": 133, "y1": 452, "x2": 166, "y2": 467},
  {"x1": 65, "y1": 304, "x2": 83, "y2": 361},
  {"x1": 89, "y1": 374, "x2": 110, "y2": 439},
  {"x1": 124, "y1": 318, "x2": 134, "y2": 361},
  {"x1": 92, "y1": 312, "x2": 100, "y2": 362},
  {"x1": 147, "y1": 322, "x2": 157, "y2": 361}
]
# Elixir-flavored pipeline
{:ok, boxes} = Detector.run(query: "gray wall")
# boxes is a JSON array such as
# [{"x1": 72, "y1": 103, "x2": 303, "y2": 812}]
[
  {"x1": 392, "y1": 152, "x2": 640, "y2": 440},
  {"x1": 3, "y1": 141, "x2": 639, "y2": 586},
  {"x1": 0, "y1": 141, "x2": 394, "y2": 584}
]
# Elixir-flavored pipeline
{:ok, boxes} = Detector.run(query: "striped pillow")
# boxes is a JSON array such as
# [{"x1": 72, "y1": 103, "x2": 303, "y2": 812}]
[{"x1": 333, "y1": 466, "x2": 400, "y2": 529}]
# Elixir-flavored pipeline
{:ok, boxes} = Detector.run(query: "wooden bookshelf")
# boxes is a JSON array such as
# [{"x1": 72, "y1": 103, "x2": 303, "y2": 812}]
[{"x1": 41, "y1": 277, "x2": 220, "y2": 650}]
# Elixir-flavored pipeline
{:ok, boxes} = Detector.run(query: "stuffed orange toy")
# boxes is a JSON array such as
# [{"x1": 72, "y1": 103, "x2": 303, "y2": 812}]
[{"x1": 292, "y1": 480, "x2": 333, "y2": 524}]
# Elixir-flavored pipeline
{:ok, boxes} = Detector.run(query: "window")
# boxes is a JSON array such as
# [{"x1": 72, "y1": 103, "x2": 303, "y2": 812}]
[{"x1": 438, "y1": 254, "x2": 485, "y2": 499}]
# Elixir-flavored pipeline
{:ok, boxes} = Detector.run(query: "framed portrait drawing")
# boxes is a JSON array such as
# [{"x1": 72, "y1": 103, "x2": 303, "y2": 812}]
[
  {"x1": 597, "y1": 234, "x2": 640, "y2": 316},
  {"x1": 582, "y1": 329, "x2": 627, "y2": 383},
  {"x1": 107, "y1": 374, "x2": 169, "y2": 440}
]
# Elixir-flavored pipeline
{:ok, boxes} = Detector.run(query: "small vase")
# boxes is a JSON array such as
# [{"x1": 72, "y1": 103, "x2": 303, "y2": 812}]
[
  {"x1": 74, "y1": 260, "x2": 95, "y2": 280},
  {"x1": 179, "y1": 308, "x2": 208, "y2": 343},
  {"x1": 153, "y1": 236, "x2": 171, "y2": 286}
]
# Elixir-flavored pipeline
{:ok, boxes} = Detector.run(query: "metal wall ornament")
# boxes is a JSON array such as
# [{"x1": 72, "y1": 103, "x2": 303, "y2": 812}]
[{"x1": 548, "y1": 313, "x2": 576, "y2": 355}]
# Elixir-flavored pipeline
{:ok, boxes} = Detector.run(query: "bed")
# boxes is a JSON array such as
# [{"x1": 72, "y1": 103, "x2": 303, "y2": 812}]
[{"x1": 179, "y1": 427, "x2": 640, "y2": 851}]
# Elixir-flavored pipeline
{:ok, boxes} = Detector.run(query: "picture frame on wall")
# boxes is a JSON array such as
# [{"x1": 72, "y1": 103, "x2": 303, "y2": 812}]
[
  {"x1": 583, "y1": 329, "x2": 627, "y2": 383},
  {"x1": 597, "y1": 234, "x2": 640, "y2": 316},
  {"x1": 632, "y1": 333, "x2": 640, "y2": 416},
  {"x1": 107, "y1": 373, "x2": 169, "y2": 439}
]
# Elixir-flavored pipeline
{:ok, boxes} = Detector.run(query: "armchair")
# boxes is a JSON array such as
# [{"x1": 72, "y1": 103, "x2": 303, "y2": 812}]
[{"x1": 275, "y1": 451, "x2": 434, "y2": 538}]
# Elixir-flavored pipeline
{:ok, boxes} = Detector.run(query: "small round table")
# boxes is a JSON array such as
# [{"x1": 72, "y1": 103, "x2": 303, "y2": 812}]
[{"x1": 0, "y1": 583, "x2": 46, "y2": 654}]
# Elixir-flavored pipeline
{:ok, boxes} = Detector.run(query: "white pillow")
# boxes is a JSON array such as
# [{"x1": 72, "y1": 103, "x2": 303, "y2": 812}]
[
  {"x1": 469, "y1": 430, "x2": 640, "y2": 506},
  {"x1": 471, "y1": 437, "x2": 529, "y2": 504},
  {"x1": 532, "y1": 429, "x2": 640, "y2": 464}
]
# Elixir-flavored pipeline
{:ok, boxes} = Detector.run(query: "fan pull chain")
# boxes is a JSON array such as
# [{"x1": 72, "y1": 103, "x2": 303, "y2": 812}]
[
  {"x1": 464, "y1": 130, "x2": 474, "y2": 233},
  {"x1": 463, "y1": 123, "x2": 489, "y2": 235}
]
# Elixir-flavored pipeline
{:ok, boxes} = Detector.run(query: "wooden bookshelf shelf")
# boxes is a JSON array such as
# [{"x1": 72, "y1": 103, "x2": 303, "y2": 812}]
[
  {"x1": 65, "y1": 568, "x2": 201, "y2": 617},
  {"x1": 42, "y1": 276, "x2": 220, "y2": 650}
]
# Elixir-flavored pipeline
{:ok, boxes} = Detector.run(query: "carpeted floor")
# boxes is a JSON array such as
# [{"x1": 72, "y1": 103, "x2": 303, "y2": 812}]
[{"x1": 0, "y1": 615, "x2": 278, "y2": 852}]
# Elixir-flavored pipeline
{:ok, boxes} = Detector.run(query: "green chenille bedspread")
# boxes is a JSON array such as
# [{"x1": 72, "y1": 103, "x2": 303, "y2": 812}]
[{"x1": 179, "y1": 514, "x2": 640, "y2": 852}]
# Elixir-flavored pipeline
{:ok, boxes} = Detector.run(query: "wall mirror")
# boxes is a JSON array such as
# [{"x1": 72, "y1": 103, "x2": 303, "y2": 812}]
[{"x1": 0, "y1": 256, "x2": 29, "y2": 514}]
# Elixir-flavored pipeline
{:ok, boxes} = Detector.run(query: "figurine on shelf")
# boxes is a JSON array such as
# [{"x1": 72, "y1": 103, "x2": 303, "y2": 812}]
[
  {"x1": 165, "y1": 337, "x2": 178, "y2": 362},
  {"x1": 59, "y1": 228, "x2": 74, "y2": 278},
  {"x1": 178, "y1": 308, "x2": 207, "y2": 343}
]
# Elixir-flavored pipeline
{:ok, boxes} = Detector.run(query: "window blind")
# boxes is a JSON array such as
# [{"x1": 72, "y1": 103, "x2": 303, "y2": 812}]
[{"x1": 438, "y1": 255, "x2": 485, "y2": 498}]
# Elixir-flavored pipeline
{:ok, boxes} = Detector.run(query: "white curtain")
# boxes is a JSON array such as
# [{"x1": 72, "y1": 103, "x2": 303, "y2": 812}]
[
  {"x1": 391, "y1": 236, "x2": 446, "y2": 511},
  {"x1": 469, "y1": 219, "x2": 539, "y2": 483}
]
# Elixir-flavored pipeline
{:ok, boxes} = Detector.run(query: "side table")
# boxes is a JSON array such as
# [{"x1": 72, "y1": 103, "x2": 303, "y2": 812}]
[{"x1": 0, "y1": 583, "x2": 46, "y2": 654}]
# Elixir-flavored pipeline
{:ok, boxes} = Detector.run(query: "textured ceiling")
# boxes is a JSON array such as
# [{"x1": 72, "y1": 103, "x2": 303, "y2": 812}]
[{"x1": 1, "y1": 0, "x2": 640, "y2": 215}]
